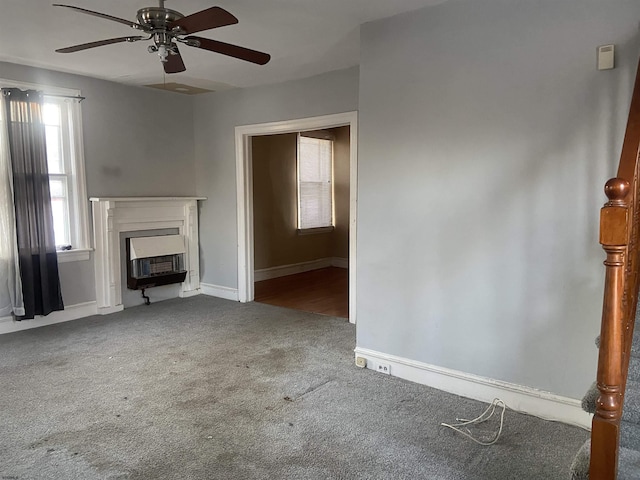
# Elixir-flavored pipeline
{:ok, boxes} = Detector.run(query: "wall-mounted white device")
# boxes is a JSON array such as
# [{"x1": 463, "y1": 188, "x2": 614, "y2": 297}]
[{"x1": 597, "y1": 44, "x2": 615, "y2": 71}]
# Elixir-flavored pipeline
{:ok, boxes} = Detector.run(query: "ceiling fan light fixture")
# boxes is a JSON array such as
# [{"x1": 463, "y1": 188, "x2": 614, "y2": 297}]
[{"x1": 157, "y1": 44, "x2": 169, "y2": 62}]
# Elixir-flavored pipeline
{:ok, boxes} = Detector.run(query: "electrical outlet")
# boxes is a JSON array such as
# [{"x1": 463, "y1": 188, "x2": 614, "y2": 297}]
[
  {"x1": 377, "y1": 363, "x2": 391, "y2": 375},
  {"x1": 355, "y1": 357, "x2": 367, "y2": 368}
]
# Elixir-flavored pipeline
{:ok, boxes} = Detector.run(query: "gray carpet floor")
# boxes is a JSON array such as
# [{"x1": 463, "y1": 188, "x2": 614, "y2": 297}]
[{"x1": 0, "y1": 295, "x2": 588, "y2": 479}]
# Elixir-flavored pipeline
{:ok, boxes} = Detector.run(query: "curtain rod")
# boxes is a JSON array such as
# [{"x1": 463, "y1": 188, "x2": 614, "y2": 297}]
[
  {"x1": 1, "y1": 89, "x2": 86, "y2": 103},
  {"x1": 43, "y1": 94, "x2": 86, "y2": 103}
]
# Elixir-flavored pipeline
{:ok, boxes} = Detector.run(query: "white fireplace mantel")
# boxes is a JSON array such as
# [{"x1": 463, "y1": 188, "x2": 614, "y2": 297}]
[{"x1": 90, "y1": 197, "x2": 205, "y2": 314}]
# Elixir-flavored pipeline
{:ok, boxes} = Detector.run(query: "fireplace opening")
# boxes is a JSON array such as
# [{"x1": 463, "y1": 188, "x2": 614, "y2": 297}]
[{"x1": 126, "y1": 235, "x2": 188, "y2": 292}]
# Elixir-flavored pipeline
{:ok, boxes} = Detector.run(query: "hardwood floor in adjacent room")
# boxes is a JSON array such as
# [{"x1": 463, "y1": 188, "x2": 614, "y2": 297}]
[{"x1": 254, "y1": 267, "x2": 349, "y2": 319}]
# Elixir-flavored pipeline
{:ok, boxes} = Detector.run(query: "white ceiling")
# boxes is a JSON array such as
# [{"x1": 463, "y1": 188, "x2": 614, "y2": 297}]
[{"x1": 0, "y1": 0, "x2": 446, "y2": 91}]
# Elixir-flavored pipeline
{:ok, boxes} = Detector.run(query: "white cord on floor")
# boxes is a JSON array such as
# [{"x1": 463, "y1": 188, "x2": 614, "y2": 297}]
[{"x1": 440, "y1": 398, "x2": 506, "y2": 446}]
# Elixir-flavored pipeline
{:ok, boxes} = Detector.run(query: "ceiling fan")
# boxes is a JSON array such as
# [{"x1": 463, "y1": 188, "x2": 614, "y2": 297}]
[{"x1": 53, "y1": 1, "x2": 271, "y2": 74}]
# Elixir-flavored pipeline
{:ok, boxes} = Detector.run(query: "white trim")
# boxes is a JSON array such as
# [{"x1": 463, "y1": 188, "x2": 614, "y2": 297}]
[
  {"x1": 354, "y1": 347, "x2": 592, "y2": 430},
  {"x1": 179, "y1": 288, "x2": 201, "y2": 298},
  {"x1": 235, "y1": 112, "x2": 358, "y2": 324},
  {"x1": 255, "y1": 257, "x2": 348, "y2": 282},
  {"x1": 0, "y1": 301, "x2": 97, "y2": 335},
  {"x1": 69, "y1": 97, "x2": 90, "y2": 251},
  {"x1": 90, "y1": 197, "x2": 206, "y2": 202},
  {"x1": 236, "y1": 129, "x2": 254, "y2": 303},
  {"x1": 200, "y1": 283, "x2": 239, "y2": 302},
  {"x1": 347, "y1": 121, "x2": 357, "y2": 325},
  {"x1": 97, "y1": 305, "x2": 124, "y2": 315},
  {"x1": 57, "y1": 248, "x2": 92, "y2": 263}
]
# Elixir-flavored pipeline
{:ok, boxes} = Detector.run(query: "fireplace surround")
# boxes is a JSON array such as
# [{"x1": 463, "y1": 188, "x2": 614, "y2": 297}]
[{"x1": 90, "y1": 197, "x2": 205, "y2": 314}]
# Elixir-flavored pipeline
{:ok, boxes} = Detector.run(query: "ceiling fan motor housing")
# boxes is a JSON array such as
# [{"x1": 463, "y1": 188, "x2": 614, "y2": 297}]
[{"x1": 136, "y1": 7, "x2": 184, "y2": 31}]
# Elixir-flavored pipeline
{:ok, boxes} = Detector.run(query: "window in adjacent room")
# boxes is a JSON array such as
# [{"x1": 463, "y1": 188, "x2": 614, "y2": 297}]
[
  {"x1": 297, "y1": 133, "x2": 334, "y2": 233},
  {"x1": 1, "y1": 79, "x2": 89, "y2": 261}
]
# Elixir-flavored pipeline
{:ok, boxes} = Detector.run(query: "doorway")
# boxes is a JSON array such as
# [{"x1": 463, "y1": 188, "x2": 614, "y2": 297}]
[
  {"x1": 235, "y1": 112, "x2": 358, "y2": 323},
  {"x1": 251, "y1": 127, "x2": 349, "y2": 318}
]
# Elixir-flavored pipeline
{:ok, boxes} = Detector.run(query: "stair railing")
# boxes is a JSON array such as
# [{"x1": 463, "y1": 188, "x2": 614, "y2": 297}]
[{"x1": 591, "y1": 58, "x2": 640, "y2": 479}]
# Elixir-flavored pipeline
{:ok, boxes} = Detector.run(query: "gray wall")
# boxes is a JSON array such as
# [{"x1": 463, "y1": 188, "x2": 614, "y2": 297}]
[
  {"x1": 252, "y1": 127, "x2": 350, "y2": 270},
  {"x1": 194, "y1": 67, "x2": 359, "y2": 287},
  {"x1": 58, "y1": 260, "x2": 95, "y2": 306},
  {"x1": 0, "y1": 62, "x2": 196, "y2": 305},
  {"x1": 357, "y1": 0, "x2": 640, "y2": 398}
]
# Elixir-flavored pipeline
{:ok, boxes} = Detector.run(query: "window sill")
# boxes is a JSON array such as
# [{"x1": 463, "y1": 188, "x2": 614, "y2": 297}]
[
  {"x1": 57, "y1": 248, "x2": 92, "y2": 263},
  {"x1": 297, "y1": 226, "x2": 334, "y2": 236}
]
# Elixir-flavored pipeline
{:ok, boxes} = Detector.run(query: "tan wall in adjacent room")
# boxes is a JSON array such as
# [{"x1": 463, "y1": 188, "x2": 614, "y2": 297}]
[
  {"x1": 252, "y1": 126, "x2": 350, "y2": 271},
  {"x1": 331, "y1": 126, "x2": 350, "y2": 260}
]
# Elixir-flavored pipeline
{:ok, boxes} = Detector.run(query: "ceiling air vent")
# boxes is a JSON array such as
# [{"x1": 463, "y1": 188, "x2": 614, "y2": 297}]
[{"x1": 145, "y1": 82, "x2": 215, "y2": 95}]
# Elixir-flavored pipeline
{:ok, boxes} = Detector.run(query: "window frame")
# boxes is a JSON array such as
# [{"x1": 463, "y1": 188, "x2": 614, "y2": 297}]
[
  {"x1": 296, "y1": 133, "x2": 335, "y2": 234},
  {"x1": 0, "y1": 78, "x2": 90, "y2": 262}
]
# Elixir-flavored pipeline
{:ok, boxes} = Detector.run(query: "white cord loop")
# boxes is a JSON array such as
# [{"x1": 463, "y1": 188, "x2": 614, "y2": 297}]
[{"x1": 440, "y1": 398, "x2": 506, "y2": 446}]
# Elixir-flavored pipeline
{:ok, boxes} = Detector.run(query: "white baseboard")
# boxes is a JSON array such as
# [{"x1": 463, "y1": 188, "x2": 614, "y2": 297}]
[
  {"x1": 179, "y1": 288, "x2": 202, "y2": 298},
  {"x1": 0, "y1": 301, "x2": 98, "y2": 335},
  {"x1": 97, "y1": 305, "x2": 124, "y2": 315},
  {"x1": 200, "y1": 283, "x2": 239, "y2": 301},
  {"x1": 354, "y1": 347, "x2": 592, "y2": 430},
  {"x1": 255, "y1": 257, "x2": 348, "y2": 282}
]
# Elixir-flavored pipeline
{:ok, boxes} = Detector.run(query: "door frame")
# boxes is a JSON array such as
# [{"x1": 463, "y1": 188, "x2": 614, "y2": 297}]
[{"x1": 235, "y1": 111, "x2": 358, "y2": 324}]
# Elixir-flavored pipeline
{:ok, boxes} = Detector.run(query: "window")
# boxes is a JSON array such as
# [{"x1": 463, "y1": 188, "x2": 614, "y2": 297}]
[
  {"x1": 1, "y1": 79, "x2": 89, "y2": 261},
  {"x1": 44, "y1": 100, "x2": 72, "y2": 246},
  {"x1": 297, "y1": 134, "x2": 333, "y2": 231}
]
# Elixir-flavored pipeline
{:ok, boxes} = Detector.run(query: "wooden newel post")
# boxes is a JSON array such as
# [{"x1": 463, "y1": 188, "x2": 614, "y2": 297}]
[{"x1": 590, "y1": 177, "x2": 630, "y2": 480}]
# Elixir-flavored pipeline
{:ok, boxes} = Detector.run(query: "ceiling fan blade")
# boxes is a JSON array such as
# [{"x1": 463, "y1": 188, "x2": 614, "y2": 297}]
[
  {"x1": 53, "y1": 4, "x2": 148, "y2": 31},
  {"x1": 185, "y1": 36, "x2": 271, "y2": 65},
  {"x1": 169, "y1": 7, "x2": 238, "y2": 35},
  {"x1": 55, "y1": 36, "x2": 146, "y2": 53},
  {"x1": 164, "y1": 47, "x2": 187, "y2": 74}
]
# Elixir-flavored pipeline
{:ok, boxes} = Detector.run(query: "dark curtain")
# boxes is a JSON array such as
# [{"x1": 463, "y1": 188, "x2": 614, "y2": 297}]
[{"x1": 2, "y1": 88, "x2": 63, "y2": 320}]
